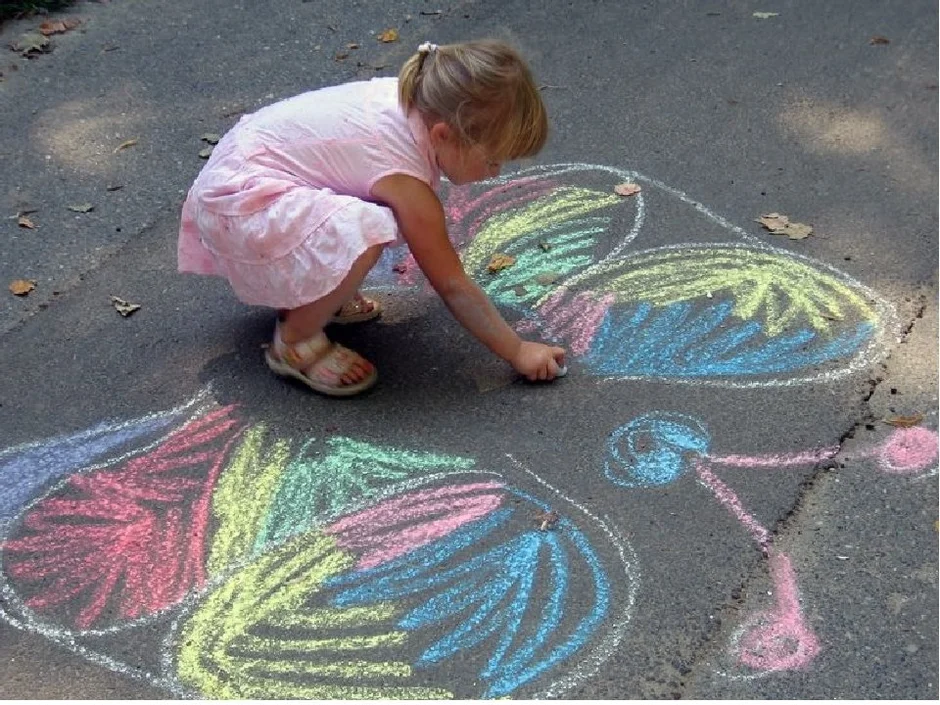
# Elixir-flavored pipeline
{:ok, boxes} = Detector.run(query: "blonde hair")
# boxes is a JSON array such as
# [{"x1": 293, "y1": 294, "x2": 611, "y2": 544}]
[{"x1": 398, "y1": 40, "x2": 548, "y2": 161}]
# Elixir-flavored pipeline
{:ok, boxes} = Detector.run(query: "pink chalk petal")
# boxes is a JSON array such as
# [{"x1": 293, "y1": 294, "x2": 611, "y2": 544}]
[
  {"x1": 444, "y1": 177, "x2": 558, "y2": 237},
  {"x1": 737, "y1": 610, "x2": 821, "y2": 671},
  {"x1": 325, "y1": 482, "x2": 504, "y2": 570},
  {"x1": 879, "y1": 426, "x2": 939, "y2": 475},
  {"x1": 3, "y1": 406, "x2": 244, "y2": 629},
  {"x1": 536, "y1": 289, "x2": 614, "y2": 357}
]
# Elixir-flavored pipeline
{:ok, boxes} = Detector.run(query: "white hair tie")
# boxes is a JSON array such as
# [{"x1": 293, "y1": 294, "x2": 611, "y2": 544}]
[{"x1": 417, "y1": 42, "x2": 439, "y2": 55}]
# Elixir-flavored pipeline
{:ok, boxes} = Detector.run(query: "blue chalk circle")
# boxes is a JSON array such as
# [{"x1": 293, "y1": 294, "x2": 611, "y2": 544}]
[{"x1": 605, "y1": 412, "x2": 711, "y2": 487}]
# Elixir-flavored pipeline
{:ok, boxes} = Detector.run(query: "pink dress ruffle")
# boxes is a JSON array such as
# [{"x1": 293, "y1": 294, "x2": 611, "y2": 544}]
[{"x1": 179, "y1": 137, "x2": 398, "y2": 309}]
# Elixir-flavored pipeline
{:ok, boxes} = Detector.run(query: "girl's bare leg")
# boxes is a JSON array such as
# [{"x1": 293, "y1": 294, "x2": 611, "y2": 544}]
[{"x1": 277, "y1": 244, "x2": 383, "y2": 384}]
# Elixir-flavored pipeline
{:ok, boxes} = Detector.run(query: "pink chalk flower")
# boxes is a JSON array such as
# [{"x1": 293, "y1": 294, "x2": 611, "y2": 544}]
[{"x1": 878, "y1": 426, "x2": 939, "y2": 475}]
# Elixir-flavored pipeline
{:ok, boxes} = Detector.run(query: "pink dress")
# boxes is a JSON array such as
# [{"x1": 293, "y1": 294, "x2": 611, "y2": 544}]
[{"x1": 178, "y1": 77, "x2": 440, "y2": 309}]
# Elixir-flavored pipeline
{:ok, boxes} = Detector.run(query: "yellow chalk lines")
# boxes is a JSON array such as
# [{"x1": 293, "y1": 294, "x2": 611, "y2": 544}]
[
  {"x1": 275, "y1": 603, "x2": 399, "y2": 630},
  {"x1": 232, "y1": 631, "x2": 409, "y2": 656},
  {"x1": 207, "y1": 425, "x2": 291, "y2": 576},
  {"x1": 176, "y1": 534, "x2": 452, "y2": 699},
  {"x1": 236, "y1": 659, "x2": 413, "y2": 682},
  {"x1": 461, "y1": 187, "x2": 619, "y2": 274},
  {"x1": 574, "y1": 246, "x2": 879, "y2": 336}
]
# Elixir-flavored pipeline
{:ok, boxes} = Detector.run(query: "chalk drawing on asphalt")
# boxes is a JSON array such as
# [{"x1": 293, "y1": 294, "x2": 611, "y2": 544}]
[
  {"x1": 0, "y1": 165, "x2": 917, "y2": 695},
  {"x1": 0, "y1": 393, "x2": 637, "y2": 699},
  {"x1": 366, "y1": 163, "x2": 899, "y2": 389},
  {"x1": 603, "y1": 411, "x2": 939, "y2": 677}
]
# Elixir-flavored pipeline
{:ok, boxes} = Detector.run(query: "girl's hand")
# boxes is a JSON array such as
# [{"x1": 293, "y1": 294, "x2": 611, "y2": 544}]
[{"x1": 512, "y1": 341, "x2": 567, "y2": 381}]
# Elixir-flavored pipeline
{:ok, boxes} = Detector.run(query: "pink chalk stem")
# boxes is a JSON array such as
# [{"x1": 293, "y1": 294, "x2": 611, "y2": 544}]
[
  {"x1": 695, "y1": 461, "x2": 771, "y2": 551},
  {"x1": 706, "y1": 447, "x2": 839, "y2": 469}
]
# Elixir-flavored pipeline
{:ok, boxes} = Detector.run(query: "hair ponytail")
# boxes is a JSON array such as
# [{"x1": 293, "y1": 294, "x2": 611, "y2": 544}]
[
  {"x1": 397, "y1": 52, "x2": 424, "y2": 113},
  {"x1": 399, "y1": 42, "x2": 440, "y2": 112}
]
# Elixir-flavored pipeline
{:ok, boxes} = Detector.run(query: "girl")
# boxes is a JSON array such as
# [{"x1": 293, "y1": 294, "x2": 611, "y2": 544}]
[{"x1": 178, "y1": 40, "x2": 566, "y2": 396}]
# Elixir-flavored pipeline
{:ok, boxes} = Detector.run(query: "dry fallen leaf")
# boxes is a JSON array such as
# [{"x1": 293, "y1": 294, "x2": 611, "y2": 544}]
[
  {"x1": 67, "y1": 203, "x2": 94, "y2": 213},
  {"x1": 884, "y1": 413, "x2": 924, "y2": 428},
  {"x1": 17, "y1": 215, "x2": 37, "y2": 229},
  {"x1": 783, "y1": 222, "x2": 814, "y2": 240},
  {"x1": 378, "y1": 28, "x2": 399, "y2": 43},
  {"x1": 113, "y1": 138, "x2": 138, "y2": 153},
  {"x1": 869, "y1": 35, "x2": 890, "y2": 45},
  {"x1": 487, "y1": 253, "x2": 516, "y2": 273},
  {"x1": 757, "y1": 212, "x2": 814, "y2": 240},
  {"x1": 753, "y1": 12, "x2": 779, "y2": 19},
  {"x1": 11, "y1": 32, "x2": 52, "y2": 56},
  {"x1": 9, "y1": 279, "x2": 36, "y2": 296},
  {"x1": 200, "y1": 133, "x2": 220, "y2": 144},
  {"x1": 110, "y1": 295, "x2": 141, "y2": 317},
  {"x1": 614, "y1": 182, "x2": 642, "y2": 197},
  {"x1": 346, "y1": 42, "x2": 360, "y2": 49},
  {"x1": 357, "y1": 61, "x2": 388, "y2": 70},
  {"x1": 757, "y1": 212, "x2": 789, "y2": 230},
  {"x1": 39, "y1": 18, "x2": 82, "y2": 36}
]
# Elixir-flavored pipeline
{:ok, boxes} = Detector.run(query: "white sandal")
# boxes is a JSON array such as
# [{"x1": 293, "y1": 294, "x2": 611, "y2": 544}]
[
  {"x1": 330, "y1": 293, "x2": 381, "y2": 324},
  {"x1": 265, "y1": 328, "x2": 377, "y2": 397}
]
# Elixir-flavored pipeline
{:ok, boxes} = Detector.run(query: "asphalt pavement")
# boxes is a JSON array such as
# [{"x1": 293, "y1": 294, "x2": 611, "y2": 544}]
[{"x1": 0, "y1": 0, "x2": 936, "y2": 699}]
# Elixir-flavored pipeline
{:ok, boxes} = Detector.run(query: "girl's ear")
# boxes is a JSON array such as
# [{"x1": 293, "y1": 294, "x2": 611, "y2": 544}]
[{"x1": 429, "y1": 121, "x2": 454, "y2": 145}]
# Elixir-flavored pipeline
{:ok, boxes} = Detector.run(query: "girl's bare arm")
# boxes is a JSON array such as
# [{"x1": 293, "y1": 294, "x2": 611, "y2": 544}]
[{"x1": 372, "y1": 174, "x2": 564, "y2": 377}]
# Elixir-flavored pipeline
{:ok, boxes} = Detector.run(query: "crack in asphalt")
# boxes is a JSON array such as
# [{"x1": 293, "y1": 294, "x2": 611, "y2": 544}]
[{"x1": 672, "y1": 291, "x2": 930, "y2": 697}]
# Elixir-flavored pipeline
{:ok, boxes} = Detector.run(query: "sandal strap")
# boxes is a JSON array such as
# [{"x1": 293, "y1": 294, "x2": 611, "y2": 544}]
[
  {"x1": 273, "y1": 329, "x2": 331, "y2": 370},
  {"x1": 273, "y1": 328, "x2": 370, "y2": 385},
  {"x1": 309, "y1": 345, "x2": 361, "y2": 384}
]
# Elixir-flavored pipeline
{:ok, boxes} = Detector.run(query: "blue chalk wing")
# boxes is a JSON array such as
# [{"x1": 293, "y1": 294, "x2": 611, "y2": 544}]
[{"x1": 323, "y1": 498, "x2": 610, "y2": 699}]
